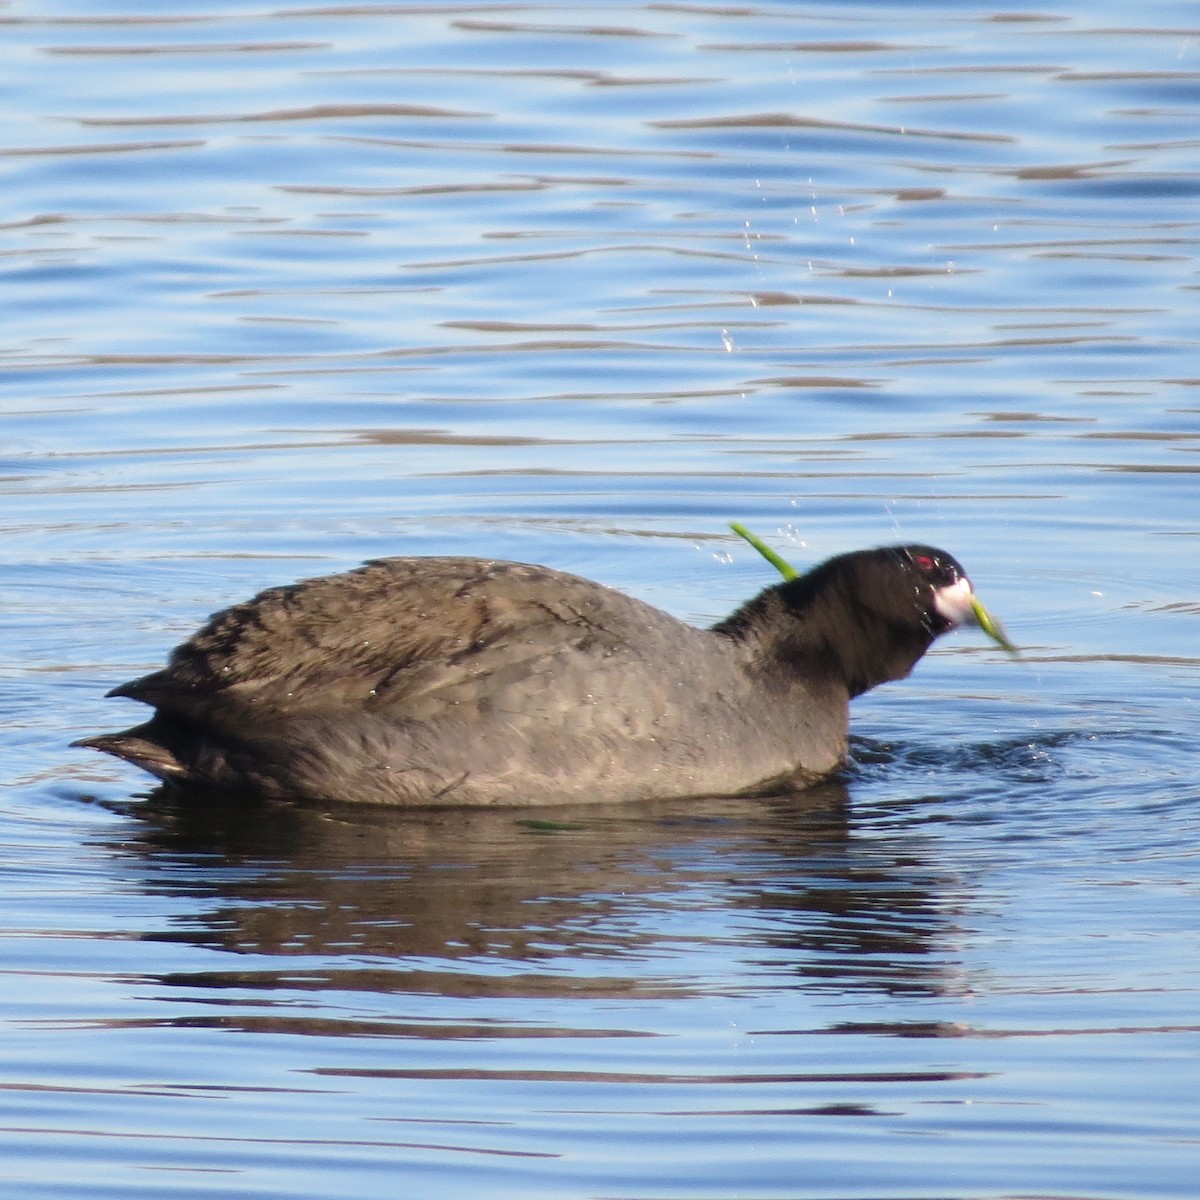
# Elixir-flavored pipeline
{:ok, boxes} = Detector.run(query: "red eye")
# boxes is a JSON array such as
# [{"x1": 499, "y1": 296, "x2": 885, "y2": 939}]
[{"x1": 912, "y1": 554, "x2": 936, "y2": 573}]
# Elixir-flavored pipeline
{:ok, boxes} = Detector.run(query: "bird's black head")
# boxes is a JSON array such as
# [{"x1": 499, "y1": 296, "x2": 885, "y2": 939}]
[
  {"x1": 716, "y1": 543, "x2": 992, "y2": 699},
  {"x1": 885, "y1": 544, "x2": 976, "y2": 634}
]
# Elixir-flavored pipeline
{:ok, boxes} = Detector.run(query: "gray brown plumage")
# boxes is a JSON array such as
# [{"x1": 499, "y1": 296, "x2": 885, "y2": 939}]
[{"x1": 75, "y1": 545, "x2": 993, "y2": 807}]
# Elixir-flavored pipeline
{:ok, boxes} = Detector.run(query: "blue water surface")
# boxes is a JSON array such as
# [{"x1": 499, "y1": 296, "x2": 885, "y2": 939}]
[{"x1": 1, "y1": 1, "x2": 1199, "y2": 1197}]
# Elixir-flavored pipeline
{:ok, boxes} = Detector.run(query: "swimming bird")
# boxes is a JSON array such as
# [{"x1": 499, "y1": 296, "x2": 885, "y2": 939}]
[{"x1": 75, "y1": 542, "x2": 1013, "y2": 807}]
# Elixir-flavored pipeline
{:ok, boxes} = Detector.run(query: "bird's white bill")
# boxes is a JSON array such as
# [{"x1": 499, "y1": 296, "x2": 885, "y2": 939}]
[
  {"x1": 932, "y1": 576, "x2": 976, "y2": 627},
  {"x1": 934, "y1": 578, "x2": 1019, "y2": 655}
]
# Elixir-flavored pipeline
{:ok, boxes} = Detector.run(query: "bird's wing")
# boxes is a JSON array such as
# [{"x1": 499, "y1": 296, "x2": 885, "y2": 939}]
[{"x1": 110, "y1": 557, "x2": 674, "y2": 724}]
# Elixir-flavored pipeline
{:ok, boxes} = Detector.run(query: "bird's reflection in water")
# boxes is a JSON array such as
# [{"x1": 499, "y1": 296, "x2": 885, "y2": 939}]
[{"x1": 106, "y1": 777, "x2": 974, "y2": 1028}]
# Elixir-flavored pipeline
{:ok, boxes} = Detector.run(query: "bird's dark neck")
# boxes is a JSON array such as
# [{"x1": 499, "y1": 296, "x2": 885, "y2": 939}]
[{"x1": 712, "y1": 573, "x2": 935, "y2": 699}]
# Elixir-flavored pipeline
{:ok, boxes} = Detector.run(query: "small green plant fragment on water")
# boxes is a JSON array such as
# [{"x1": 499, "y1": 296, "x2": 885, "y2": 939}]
[{"x1": 729, "y1": 522, "x2": 798, "y2": 580}]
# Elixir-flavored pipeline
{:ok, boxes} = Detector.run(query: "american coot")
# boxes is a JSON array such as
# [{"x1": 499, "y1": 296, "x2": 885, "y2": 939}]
[{"x1": 76, "y1": 543, "x2": 1013, "y2": 807}]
